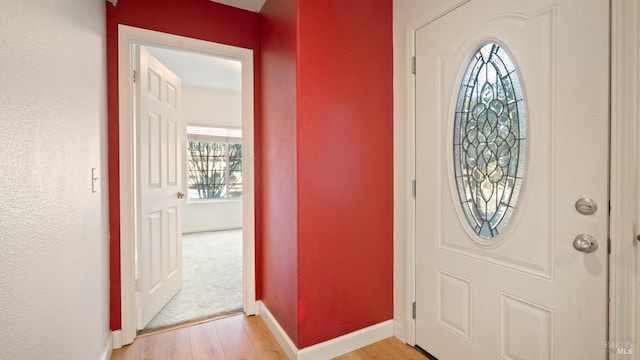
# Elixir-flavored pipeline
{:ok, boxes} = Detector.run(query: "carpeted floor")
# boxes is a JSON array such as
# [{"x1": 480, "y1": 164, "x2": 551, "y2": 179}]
[{"x1": 141, "y1": 229, "x2": 243, "y2": 333}]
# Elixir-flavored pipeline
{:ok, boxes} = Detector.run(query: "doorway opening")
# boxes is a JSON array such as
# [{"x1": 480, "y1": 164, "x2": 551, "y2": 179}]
[
  {"x1": 117, "y1": 25, "x2": 256, "y2": 345},
  {"x1": 137, "y1": 45, "x2": 246, "y2": 334}
]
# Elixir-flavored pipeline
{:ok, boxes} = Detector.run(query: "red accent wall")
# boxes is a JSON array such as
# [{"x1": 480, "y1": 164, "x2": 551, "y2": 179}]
[
  {"x1": 106, "y1": 0, "x2": 261, "y2": 330},
  {"x1": 296, "y1": 0, "x2": 394, "y2": 348},
  {"x1": 259, "y1": 0, "x2": 300, "y2": 345},
  {"x1": 107, "y1": 0, "x2": 393, "y2": 346},
  {"x1": 260, "y1": 0, "x2": 393, "y2": 349}
]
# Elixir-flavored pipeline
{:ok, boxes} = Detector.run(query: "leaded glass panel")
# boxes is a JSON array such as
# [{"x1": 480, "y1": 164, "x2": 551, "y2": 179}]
[{"x1": 453, "y1": 43, "x2": 527, "y2": 240}]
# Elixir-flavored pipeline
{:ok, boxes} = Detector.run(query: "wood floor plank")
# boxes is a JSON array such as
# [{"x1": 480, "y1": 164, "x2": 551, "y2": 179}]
[
  {"x1": 188, "y1": 320, "x2": 226, "y2": 360},
  {"x1": 334, "y1": 337, "x2": 425, "y2": 360},
  {"x1": 351, "y1": 342, "x2": 397, "y2": 360},
  {"x1": 240, "y1": 315, "x2": 288, "y2": 359},
  {"x1": 213, "y1": 314, "x2": 260, "y2": 359},
  {"x1": 139, "y1": 326, "x2": 193, "y2": 360},
  {"x1": 111, "y1": 315, "x2": 426, "y2": 360},
  {"x1": 336, "y1": 342, "x2": 392, "y2": 360},
  {"x1": 332, "y1": 352, "x2": 363, "y2": 360},
  {"x1": 110, "y1": 341, "x2": 141, "y2": 360},
  {"x1": 383, "y1": 337, "x2": 426, "y2": 359}
]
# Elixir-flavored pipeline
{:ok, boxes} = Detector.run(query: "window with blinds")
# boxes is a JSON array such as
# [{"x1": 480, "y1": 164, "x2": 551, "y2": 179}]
[{"x1": 186, "y1": 125, "x2": 243, "y2": 200}]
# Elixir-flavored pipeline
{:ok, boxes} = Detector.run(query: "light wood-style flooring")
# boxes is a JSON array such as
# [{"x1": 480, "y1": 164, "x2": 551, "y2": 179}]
[{"x1": 111, "y1": 314, "x2": 426, "y2": 360}]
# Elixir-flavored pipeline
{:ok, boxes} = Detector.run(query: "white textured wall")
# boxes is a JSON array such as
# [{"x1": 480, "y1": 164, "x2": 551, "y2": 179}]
[
  {"x1": 182, "y1": 87, "x2": 243, "y2": 232},
  {"x1": 183, "y1": 200, "x2": 243, "y2": 233},
  {"x1": 393, "y1": 0, "x2": 464, "y2": 340},
  {"x1": 0, "y1": 1, "x2": 111, "y2": 359},
  {"x1": 183, "y1": 87, "x2": 242, "y2": 128}
]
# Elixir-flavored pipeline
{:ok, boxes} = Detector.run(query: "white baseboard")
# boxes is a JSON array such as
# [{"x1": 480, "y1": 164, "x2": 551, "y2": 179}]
[
  {"x1": 257, "y1": 301, "x2": 298, "y2": 359},
  {"x1": 393, "y1": 319, "x2": 406, "y2": 343},
  {"x1": 100, "y1": 333, "x2": 114, "y2": 360},
  {"x1": 256, "y1": 300, "x2": 394, "y2": 360},
  {"x1": 111, "y1": 330, "x2": 123, "y2": 349},
  {"x1": 298, "y1": 319, "x2": 394, "y2": 360}
]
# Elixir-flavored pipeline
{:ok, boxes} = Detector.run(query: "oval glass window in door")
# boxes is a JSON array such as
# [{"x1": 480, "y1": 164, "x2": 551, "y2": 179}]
[{"x1": 453, "y1": 42, "x2": 527, "y2": 240}]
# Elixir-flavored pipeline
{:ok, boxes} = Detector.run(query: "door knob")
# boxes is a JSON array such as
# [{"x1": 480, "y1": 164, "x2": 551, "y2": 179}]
[
  {"x1": 573, "y1": 234, "x2": 598, "y2": 253},
  {"x1": 177, "y1": 191, "x2": 185, "y2": 199}
]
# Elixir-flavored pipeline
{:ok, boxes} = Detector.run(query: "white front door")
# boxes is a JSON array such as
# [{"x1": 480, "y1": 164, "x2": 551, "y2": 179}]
[
  {"x1": 135, "y1": 46, "x2": 184, "y2": 330},
  {"x1": 414, "y1": 0, "x2": 609, "y2": 358}
]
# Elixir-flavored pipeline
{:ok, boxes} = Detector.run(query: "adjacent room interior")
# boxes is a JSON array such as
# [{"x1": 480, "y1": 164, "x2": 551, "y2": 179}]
[{"x1": 136, "y1": 45, "x2": 245, "y2": 333}]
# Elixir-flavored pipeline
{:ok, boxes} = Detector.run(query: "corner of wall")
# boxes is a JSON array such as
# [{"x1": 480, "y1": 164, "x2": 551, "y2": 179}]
[
  {"x1": 258, "y1": 301, "x2": 395, "y2": 360},
  {"x1": 257, "y1": 301, "x2": 298, "y2": 359},
  {"x1": 100, "y1": 334, "x2": 114, "y2": 360},
  {"x1": 393, "y1": 320, "x2": 407, "y2": 344},
  {"x1": 111, "y1": 330, "x2": 123, "y2": 350}
]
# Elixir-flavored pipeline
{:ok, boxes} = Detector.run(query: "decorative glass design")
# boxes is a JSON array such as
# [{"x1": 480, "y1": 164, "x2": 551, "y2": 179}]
[{"x1": 453, "y1": 43, "x2": 526, "y2": 240}]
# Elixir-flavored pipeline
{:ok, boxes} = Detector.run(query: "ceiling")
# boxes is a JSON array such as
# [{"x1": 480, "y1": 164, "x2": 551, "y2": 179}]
[
  {"x1": 144, "y1": 46, "x2": 242, "y2": 92},
  {"x1": 211, "y1": 0, "x2": 266, "y2": 12}
]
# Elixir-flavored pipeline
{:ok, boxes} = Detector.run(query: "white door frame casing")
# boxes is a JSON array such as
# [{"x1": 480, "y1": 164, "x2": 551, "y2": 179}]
[
  {"x1": 116, "y1": 25, "x2": 257, "y2": 346},
  {"x1": 610, "y1": 0, "x2": 638, "y2": 356},
  {"x1": 404, "y1": 0, "x2": 638, "y2": 354}
]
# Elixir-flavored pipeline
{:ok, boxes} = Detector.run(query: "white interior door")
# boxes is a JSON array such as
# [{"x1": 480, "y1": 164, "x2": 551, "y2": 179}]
[
  {"x1": 136, "y1": 46, "x2": 184, "y2": 330},
  {"x1": 414, "y1": 0, "x2": 609, "y2": 359}
]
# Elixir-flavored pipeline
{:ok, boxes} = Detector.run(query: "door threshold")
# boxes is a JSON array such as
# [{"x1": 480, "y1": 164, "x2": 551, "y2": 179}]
[
  {"x1": 136, "y1": 310, "x2": 244, "y2": 337},
  {"x1": 414, "y1": 345, "x2": 438, "y2": 360}
]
